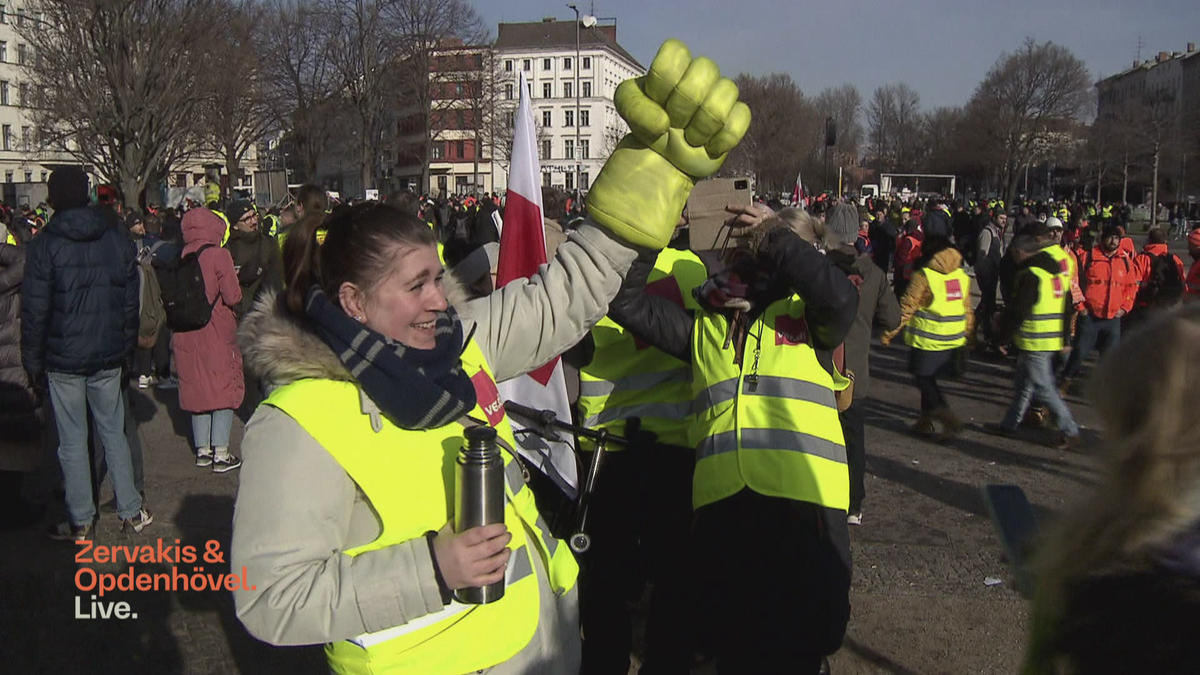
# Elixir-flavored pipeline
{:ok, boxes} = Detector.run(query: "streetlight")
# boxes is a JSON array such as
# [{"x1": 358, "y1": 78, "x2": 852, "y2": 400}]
[{"x1": 566, "y1": 5, "x2": 596, "y2": 197}]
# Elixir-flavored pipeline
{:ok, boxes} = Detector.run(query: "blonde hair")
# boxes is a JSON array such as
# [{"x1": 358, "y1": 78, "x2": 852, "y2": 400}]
[
  {"x1": 769, "y1": 208, "x2": 827, "y2": 247},
  {"x1": 1024, "y1": 304, "x2": 1200, "y2": 671}
]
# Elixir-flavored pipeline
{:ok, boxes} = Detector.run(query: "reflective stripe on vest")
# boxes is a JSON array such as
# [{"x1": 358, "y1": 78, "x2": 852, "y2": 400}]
[
  {"x1": 577, "y1": 248, "x2": 706, "y2": 448},
  {"x1": 1015, "y1": 268, "x2": 1066, "y2": 352},
  {"x1": 905, "y1": 267, "x2": 969, "y2": 351},
  {"x1": 691, "y1": 296, "x2": 849, "y2": 511},
  {"x1": 264, "y1": 338, "x2": 577, "y2": 675}
]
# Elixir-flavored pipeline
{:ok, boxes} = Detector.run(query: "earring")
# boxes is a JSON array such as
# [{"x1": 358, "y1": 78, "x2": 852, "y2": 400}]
[{"x1": 354, "y1": 315, "x2": 364, "y2": 322}]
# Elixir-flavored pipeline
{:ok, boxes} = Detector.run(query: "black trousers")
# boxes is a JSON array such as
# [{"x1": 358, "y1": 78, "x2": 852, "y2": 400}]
[
  {"x1": 976, "y1": 273, "x2": 998, "y2": 340},
  {"x1": 914, "y1": 374, "x2": 946, "y2": 413},
  {"x1": 134, "y1": 328, "x2": 172, "y2": 379},
  {"x1": 690, "y1": 489, "x2": 852, "y2": 674},
  {"x1": 579, "y1": 438, "x2": 695, "y2": 675},
  {"x1": 840, "y1": 399, "x2": 867, "y2": 515}
]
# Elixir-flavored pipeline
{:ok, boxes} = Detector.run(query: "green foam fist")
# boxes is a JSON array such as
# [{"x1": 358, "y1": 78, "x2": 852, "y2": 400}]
[{"x1": 586, "y1": 38, "x2": 751, "y2": 250}]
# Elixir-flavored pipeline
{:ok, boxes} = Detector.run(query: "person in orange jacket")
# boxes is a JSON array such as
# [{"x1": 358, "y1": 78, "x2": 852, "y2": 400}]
[
  {"x1": 1059, "y1": 223, "x2": 1136, "y2": 390},
  {"x1": 1186, "y1": 228, "x2": 1200, "y2": 302},
  {"x1": 1116, "y1": 225, "x2": 1137, "y2": 258},
  {"x1": 1132, "y1": 227, "x2": 1185, "y2": 313},
  {"x1": 893, "y1": 210, "x2": 923, "y2": 299}
]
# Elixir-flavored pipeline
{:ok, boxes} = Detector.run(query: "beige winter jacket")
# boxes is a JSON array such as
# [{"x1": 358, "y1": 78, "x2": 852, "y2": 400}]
[{"x1": 230, "y1": 222, "x2": 635, "y2": 652}]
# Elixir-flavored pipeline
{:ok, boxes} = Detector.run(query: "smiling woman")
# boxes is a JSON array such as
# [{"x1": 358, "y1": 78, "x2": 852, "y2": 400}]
[{"x1": 229, "y1": 200, "x2": 639, "y2": 674}]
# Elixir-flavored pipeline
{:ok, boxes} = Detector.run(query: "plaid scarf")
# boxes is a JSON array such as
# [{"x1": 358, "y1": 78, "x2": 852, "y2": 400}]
[{"x1": 305, "y1": 287, "x2": 477, "y2": 430}]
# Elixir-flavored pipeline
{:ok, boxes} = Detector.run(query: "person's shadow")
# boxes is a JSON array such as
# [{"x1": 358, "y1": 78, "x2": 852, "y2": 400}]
[{"x1": 173, "y1": 493, "x2": 325, "y2": 674}]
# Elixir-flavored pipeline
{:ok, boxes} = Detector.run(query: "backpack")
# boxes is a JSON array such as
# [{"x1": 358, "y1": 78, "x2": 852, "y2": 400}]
[
  {"x1": 1138, "y1": 252, "x2": 1184, "y2": 307},
  {"x1": 137, "y1": 241, "x2": 167, "y2": 347},
  {"x1": 153, "y1": 244, "x2": 218, "y2": 332}
]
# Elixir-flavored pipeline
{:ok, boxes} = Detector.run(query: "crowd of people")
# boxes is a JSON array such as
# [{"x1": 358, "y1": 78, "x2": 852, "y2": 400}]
[{"x1": 1, "y1": 36, "x2": 1198, "y2": 675}]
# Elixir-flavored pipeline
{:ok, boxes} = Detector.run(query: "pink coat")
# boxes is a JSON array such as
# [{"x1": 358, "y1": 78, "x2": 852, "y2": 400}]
[{"x1": 174, "y1": 209, "x2": 244, "y2": 413}]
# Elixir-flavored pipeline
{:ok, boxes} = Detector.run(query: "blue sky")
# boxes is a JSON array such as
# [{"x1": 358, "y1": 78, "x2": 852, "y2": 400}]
[{"x1": 479, "y1": 0, "x2": 1200, "y2": 109}]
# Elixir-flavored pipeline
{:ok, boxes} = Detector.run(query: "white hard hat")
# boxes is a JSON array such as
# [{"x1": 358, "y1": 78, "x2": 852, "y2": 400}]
[{"x1": 1045, "y1": 216, "x2": 1064, "y2": 230}]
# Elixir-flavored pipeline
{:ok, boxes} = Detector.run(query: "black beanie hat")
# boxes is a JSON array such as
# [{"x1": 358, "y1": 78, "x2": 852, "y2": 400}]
[
  {"x1": 225, "y1": 200, "x2": 254, "y2": 226},
  {"x1": 48, "y1": 167, "x2": 90, "y2": 210}
]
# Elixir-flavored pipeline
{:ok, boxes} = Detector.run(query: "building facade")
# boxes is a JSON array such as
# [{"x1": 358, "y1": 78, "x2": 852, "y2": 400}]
[{"x1": 493, "y1": 18, "x2": 644, "y2": 194}]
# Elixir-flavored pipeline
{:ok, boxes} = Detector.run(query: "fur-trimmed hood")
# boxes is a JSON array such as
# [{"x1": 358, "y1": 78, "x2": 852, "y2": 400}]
[{"x1": 239, "y1": 270, "x2": 474, "y2": 388}]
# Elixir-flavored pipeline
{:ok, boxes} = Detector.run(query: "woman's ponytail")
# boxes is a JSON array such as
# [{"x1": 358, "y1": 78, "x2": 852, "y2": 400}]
[{"x1": 283, "y1": 212, "x2": 327, "y2": 316}]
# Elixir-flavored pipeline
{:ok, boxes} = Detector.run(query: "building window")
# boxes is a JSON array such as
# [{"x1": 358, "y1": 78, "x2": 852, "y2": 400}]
[
  {"x1": 582, "y1": 81, "x2": 591, "y2": 97},
  {"x1": 3, "y1": 172, "x2": 10, "y2": 183},
  {"x1": 455, "y1": 140, "x2": 465, "y2": 158},
  {"x1": 0, "y1": 42, "x2": 6, "y2": 63},
  {"x1": 580, "y1": 109, "x2": 589, "y2": 127},
  {"x1": 504, "y1": 112, "x2": 515, "y2": 128},
  {"x1": 504, "y1": 60, "x2": 512, "y2": 71},
  {"x1": 542, "y1": 82, "x2": 551, "y2": 98},
  {"x1": 23, "y1": 171, "x2": 30, "y2": 182},
  {"x1": 0, "y1": 82, "x2": 7, "y2": 106},
  {"x1": 541, "y1": 139, "x2": 551, "y2": 160},
  {"x1": 18, "y1": 82, "x2": 26, "y2": 106},
  {"x1": 564, "y1": 57, "x2": 572, "y2": 70},
  {"x1": 505, "y1": 83, "x2": 513, "y2": 100},
  {"x1": 431, "y1": 143, "x2": 444, "y2": 160},
  {"x1": 0, "y1": 6, "x2": 6, "y2": 23},
  {"x1": 40, "y1": 171, "x2": 46, "y2": 182},
  {"x1": 564, "y1": 139, "x2": 574, "y2": 159},
  {"x1": 543, "y1": 171, "x2": 551, "y2": 187},
  {"x1": 564, "y1": 81, "x2": 572, "y2": 98},
  {"x1": 580, "y1": 139, "x2": 589, "y2": 159},
  {"x1": 2, "y1": 125, "x2": 9, "y2": 150},
  {"x1": 565, "y1": 172, "x2": 574, "y2": 190},
  {"x1": 564, "y1": 109, "x2": 574, "y2": 127},
  {"x1": 21, "y1": 125, "x2": 29, "y2": 148},
  {"x1": 541, "y1": 110, "x2": 552, "y2": 127},
  {"x1": 15, "y1": 9, "x2": 21, "y2": 26},
  {"x1": 582, "y1": 57, "x2": 591, "y2": 69},
  {"x1": 17, "y1": 43, "x2": 25, "y2": 65},
  {"x1": 580, "y1": 171, "x2": 590, "y2": 190},
  {"x1": 542, "y1": 58, "x2": 551, "y2": 70},
  {"x1": 523, "y1": 59, "x2": 531, "y2": 71}
]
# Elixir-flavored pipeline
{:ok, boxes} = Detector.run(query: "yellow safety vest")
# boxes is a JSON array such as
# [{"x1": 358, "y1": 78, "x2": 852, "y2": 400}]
[
  {"x1": 577, "y1": 248, "x2": 707, "y2": 449},
  {"x1": 264, "y1": 339, "x2": 577, "y2": 675},
  {"x1": 4, "y1": 232, "x2": 14, "y2": 245},
  {"x1": 904, "y1": 267, "x2": 970, "y2": 351},
  {"x1": 1014, "y1": 267, "x2": 1065, "y2": 352},
  {"x1": 691, "y1": 296, "x2": 849, "y2": 511},
  {"x1": 264, "y1": 214, "x2": 280, "y2": 238},
  {"x1": 215, "y1": 210, "x2": 231, "y2": 247}
]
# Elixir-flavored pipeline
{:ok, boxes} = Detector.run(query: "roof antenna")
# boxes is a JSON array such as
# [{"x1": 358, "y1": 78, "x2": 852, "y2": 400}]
[{"x1": 1136, "y1": 35, "x2": 1144, "y2": 63}]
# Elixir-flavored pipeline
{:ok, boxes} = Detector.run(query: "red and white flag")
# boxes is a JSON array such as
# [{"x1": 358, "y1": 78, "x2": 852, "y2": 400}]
[
  {"x1": 792, "y1": 170, "x2": 806, "y2": 208},
  {"x1": 496, "y1": 71, "x2": 578, "y2": 495}
]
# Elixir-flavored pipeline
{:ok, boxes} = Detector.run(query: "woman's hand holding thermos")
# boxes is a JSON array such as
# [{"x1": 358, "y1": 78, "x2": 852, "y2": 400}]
[{"x1": 431, "y1": 522, "x2": 512, "y2": 591}]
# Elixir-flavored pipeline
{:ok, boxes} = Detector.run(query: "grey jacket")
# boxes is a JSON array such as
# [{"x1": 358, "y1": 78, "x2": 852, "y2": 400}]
[
  {"x1": 231, "y1": 222, "x2": 635, "y2": 647},
  {"x1": 826, "y1": 246, "x2": 902, "y2": 399}
]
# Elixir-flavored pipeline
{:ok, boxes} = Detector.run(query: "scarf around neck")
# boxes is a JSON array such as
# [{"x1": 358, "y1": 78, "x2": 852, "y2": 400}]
[{"x1": 305, "y1": 287, "x2": 477, "y2": 430}]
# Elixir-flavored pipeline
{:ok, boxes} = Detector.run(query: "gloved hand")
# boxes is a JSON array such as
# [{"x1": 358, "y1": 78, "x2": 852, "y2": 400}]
[{"x1": 586, "y1": 38, "x2": 751, "y2": 250}]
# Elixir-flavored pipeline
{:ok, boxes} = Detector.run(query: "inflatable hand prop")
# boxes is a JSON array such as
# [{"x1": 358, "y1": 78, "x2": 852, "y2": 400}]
[{"x1": 586, "y1": 39, "x2": 751, "y2": 249}]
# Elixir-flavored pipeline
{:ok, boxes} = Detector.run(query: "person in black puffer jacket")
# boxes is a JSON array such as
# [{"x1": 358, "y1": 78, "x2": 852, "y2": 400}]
[
  {"x1": 0, "y1": 238, "x2": 46, "y2": 529},
  {"x1": 20, "y1": 167, "x2": 150, "y2": 540}
]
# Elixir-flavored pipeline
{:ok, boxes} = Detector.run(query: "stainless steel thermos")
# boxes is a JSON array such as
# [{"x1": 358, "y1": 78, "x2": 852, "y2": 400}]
[{"x1": 454, "y1": 426, "x2": 506, "y2": 604}]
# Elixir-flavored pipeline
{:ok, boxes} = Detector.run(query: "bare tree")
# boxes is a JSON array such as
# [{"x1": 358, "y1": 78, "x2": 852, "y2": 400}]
[
  {"x1": 258, "y1": 0, "x2": 337, "y2": 182},
  {"x1": 22, "y1": 0, "x2": 224, "y2": 204},
  {"x1": 813, "y1": 84, "x2": 863, "y2": 167},
  {"x1": 962, "y1": 39, "x2": 1092, "y2": 207},
  {"x1": 866, "y1": 83, "x2": 922, "y2": 173},
  {"x1": 389, "y1": 0, "x2": 486, "y2": 192},
  {"x1": 200, "y1": 0, "x2": 276, "y2": 200},
  {"x1": 726, "y1": 73, "x2": 818, "y2": 193}
]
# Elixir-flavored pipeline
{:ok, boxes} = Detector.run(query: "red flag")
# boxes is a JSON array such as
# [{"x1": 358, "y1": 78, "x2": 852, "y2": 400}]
[{"x1": 496, "y1": 71, "x2": 578, "y2": 493}]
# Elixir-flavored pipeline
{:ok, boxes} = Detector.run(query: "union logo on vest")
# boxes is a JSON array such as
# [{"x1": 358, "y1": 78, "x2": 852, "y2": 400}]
[
  {"x1": 945, "y1": 279, "x2": 964, "y2": 302},
  {"x1": 775, "y1": 315, "x2": 810, "y2": 346},
  {"x1": 471, "y1": 369, "x2": 506, "y2": 426}
]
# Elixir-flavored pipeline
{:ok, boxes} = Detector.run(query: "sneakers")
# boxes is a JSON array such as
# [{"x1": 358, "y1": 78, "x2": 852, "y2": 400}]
[
  {"x1": 137, "y1": 374, "x2": 155, "y2": 389},
  {"x1": 121, "y1": 509, "x2": 154, "y2": 534},
  {"x1": 156, "y1": 375, "x2": 179, "y2": 390},
  {"x1": 212, "y1": 453, "x2": 242, "y2": 473},
  {"x1": 196, "y1": 447, "x2": 214, "y2": 467},
  {"x1": 48, "y1": 521, "x2": 93, "y2": 541},
  {"x1": 846, "y1": 512, "x2": 863, "y2": 526}
]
